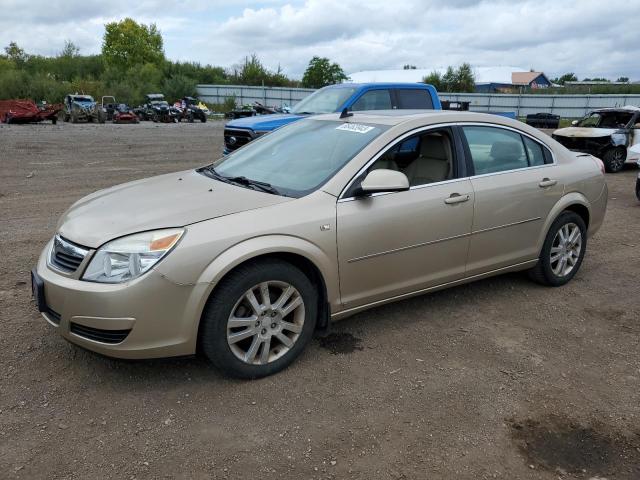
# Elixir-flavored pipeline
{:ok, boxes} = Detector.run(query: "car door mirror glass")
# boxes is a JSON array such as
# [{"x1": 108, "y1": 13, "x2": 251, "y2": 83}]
[{"x1": 358, "y1": 169, "x2": 410, "y2": 195}]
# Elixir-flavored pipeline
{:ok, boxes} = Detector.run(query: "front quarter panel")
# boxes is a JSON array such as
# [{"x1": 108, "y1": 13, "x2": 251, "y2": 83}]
[{"x1": 154, "y1": 190, "x2": 340, "y2": 336}]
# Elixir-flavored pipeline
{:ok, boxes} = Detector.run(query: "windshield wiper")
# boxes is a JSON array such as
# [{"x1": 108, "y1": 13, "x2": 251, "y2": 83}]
[
  {"x1": 293, "y1": 111, "x2": 315, "y2": 115},
  {"x1": 225, "y1": 176, "x2": 282, "y2": 195},
  {"x1": 200, "y1": 165, "x2": 234, "y2": 184},
  {"x1": 201, "y1": 167, "x2": 283, "y2": 196}
]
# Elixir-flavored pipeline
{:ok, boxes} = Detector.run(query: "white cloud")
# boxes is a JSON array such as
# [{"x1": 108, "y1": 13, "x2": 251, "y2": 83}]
[{"x1": 1, "y1": 0, "x2": 639, "y2": 80}]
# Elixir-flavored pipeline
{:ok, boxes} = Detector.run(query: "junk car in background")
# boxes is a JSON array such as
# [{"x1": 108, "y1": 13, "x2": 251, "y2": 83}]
[
  {"x1": 223, "y1": 83, "x2": 442, "y2": 154},
  {"x1": 175, "y1": 97, "x2": 207, "y2": 123},
  {"x1": 0, "y1": 100, "x2": 62, "y2": 124},
  {"x1": 134, "y1": 94, "x2": 181, "y2": 123},
  {"x1": 552, "y1": 106, "x2": 640, "y2": 172},
  {"x1": 112, "y1": 104, "x2": 139, "y2": 124},
  {"x1": 63, "y1": 94, "x2": 105, "y2": 124}
]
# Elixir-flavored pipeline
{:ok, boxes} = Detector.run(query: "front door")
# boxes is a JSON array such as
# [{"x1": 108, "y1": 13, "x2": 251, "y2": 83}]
[{"x1": 336, "y1": 127, "x2": 474, "y2": 308}]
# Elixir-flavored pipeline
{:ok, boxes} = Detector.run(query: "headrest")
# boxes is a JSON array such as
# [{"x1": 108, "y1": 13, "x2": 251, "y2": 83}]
[
  {"x1": 490, "y1": 141, "x2": 522, "y2": 160},
  {"x1": 420, "y1": 134, "x2": 448, "y2": 161}
]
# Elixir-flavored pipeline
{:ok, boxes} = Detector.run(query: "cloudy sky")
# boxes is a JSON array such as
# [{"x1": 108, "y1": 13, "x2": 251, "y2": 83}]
[{"x1": 1, "y1": 0, "x2": 639, "y2": 80}]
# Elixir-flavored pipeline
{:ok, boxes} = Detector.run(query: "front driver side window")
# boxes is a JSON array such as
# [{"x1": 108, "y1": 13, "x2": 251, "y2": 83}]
[{"x1": 367, "y1": 129, "x2": 455, "y2": 187}]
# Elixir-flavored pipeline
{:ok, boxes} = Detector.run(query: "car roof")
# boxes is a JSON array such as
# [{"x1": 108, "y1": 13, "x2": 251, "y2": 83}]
[
  {"x1": 591, "y1": 105, "x2": 640, "y2": 113},
  {"x1": 325, "y1": 82, "x2": 433, "y2": 89},
  {"x1": 310, "y1": 109, "x2": 522, "y2": 127}
]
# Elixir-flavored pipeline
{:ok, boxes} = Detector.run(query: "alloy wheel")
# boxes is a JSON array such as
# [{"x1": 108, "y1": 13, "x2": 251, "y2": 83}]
[
  {"x1": 611, "y1": 149, "x2": 625, "y2": 170},
  {"x1": 226, "y1": 281, "x2": 305, "y2": 365},
  {"x1": 550, "y1": 222, "x2": 582, "y2": 277}
]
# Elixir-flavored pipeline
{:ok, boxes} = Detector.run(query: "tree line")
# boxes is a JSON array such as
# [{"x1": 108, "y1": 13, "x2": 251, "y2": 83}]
[{"x1": 0, "y1": 18, "x2": 348, "y2": 106}]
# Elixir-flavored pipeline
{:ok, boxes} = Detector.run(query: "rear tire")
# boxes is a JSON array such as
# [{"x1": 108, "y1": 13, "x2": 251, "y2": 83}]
[
  {"x1": 528, "y1": 211, "x2": 587, "y2": 287},
  {"x1": 199, "y1": 259, "x2": 317, "y2": 379},
  {"x1": 602, "y1": 147, "x2": 626, "y2": 173}
]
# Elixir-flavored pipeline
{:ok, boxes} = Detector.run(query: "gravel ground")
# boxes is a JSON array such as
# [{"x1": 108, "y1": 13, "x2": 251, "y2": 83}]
[{"x1": 1, "y1": 121, "x2": 639, "y2": 480}]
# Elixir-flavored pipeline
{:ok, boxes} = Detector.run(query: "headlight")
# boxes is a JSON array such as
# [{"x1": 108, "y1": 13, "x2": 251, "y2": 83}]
[
  {"x1": 611, "y1": 133, "x2": 626, "y2": 145},
  {"x1": 82, "y1": 229, "x2": 184, "y2": 283}
]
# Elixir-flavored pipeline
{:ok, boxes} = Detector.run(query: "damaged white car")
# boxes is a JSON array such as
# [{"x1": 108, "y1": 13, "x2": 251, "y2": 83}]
[{"x1": 552, "y1": 106, "x2": 640, "y2": 173}]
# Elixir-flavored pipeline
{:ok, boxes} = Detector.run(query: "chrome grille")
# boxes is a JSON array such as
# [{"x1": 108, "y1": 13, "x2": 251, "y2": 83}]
[{"x1": 50, "y1": 235, "x2": 89, "y2": 273}]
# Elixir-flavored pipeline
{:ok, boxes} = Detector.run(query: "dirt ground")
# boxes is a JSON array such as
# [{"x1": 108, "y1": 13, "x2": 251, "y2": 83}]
[{"x1": 1, "y1": 121, "x2": 639, "y2": 480}]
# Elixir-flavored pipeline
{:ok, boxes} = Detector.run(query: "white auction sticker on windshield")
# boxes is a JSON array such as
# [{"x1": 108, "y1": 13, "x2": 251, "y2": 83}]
[{"x1": 336, "y1": 123, "x2": 375, "y2": 134}]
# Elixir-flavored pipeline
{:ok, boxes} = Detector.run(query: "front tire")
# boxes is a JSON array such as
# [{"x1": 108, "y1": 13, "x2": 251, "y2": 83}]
[
  {"x1": 528, "y1": 211, "x2": 587, "y2": 286},
  {"x1": 602, "y1": 147, "x2": 626, "y2": 173},
  {"x1": 199, "y1": 259, "x2": 317, "y2": 379}
]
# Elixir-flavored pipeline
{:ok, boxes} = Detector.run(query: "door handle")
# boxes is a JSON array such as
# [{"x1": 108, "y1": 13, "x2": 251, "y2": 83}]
[
  {"x1": 444, "y1": 193, "x2": 470, "y2": 205},
  {"x1": 538, "y1": 178, "x2": 557, "y2": 188}
]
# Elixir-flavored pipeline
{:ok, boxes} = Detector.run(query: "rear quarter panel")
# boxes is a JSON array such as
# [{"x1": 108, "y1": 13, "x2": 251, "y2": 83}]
[{"x1": 537, "y1": 148, "x2": 607, "y2": 249}]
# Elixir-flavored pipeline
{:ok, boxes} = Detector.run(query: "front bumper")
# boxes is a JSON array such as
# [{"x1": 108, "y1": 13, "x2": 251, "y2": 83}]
[{"x1": 34, "y1": 239, "x2": 207, "y2": 359}]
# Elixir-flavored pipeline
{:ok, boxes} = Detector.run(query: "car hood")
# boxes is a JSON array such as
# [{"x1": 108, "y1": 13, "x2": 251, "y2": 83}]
[
  {"x1": 57, "y1": 170, "x2": 292, "y2": 248},
  {"x1": 553, "y1": 127, "x2": 618, "y2": 138},
  {"x1": 226, "y1": 113, "x2": 306, "y2": 131}
]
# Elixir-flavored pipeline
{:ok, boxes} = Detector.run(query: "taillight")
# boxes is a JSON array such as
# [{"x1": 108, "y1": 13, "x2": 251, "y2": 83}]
[{"x1": 593, "y1": 156, "x2": 605, "y2": 175}]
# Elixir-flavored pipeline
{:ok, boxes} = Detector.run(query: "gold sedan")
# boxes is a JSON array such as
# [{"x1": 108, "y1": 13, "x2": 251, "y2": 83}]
[{"x1": 32, "y1": 111, "x2": 608, "y2": 378}]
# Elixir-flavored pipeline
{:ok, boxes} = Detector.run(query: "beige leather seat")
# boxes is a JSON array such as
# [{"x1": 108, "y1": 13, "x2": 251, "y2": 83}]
[
  {"x1": 487, "y1": 141, "x2": 526, "y2": 173},
  {"x1": 404, "y1": 134, "x2": 451, "y2": 186},
  {"x1": 370, "y1": 155, "x2": 399, "y2": 172}
]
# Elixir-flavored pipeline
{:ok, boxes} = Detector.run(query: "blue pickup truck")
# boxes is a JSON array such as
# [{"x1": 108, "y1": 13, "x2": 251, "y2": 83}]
[{"x1": 223, "y1": 82, "x2": 441, "y2": 154}]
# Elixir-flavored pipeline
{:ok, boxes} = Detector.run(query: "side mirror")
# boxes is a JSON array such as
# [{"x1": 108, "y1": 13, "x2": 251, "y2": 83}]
[
  {"x1": 356, "y1": 169, "x2": 410, "y2": 196},
  {"x1": 634, "y1": 123, "x2": 640, "y2": 129},
  {"x1": 571, "y1": 120, "x2": 578, "y2": 126}
]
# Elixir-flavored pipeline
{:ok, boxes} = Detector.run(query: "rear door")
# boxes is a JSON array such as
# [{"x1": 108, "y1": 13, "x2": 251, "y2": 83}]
[{"x1": 459, "y1": 125, "x2": 563, "y2": 275}]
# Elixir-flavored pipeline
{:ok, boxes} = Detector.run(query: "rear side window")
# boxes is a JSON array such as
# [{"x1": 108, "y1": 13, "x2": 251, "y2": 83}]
[
  {"x1": 395, "y1": 89, "x2": 434, "y2": 109},
  {"x1": 462, "y1": 126, "x2": 528, "y2": 175},
  {"x1": 351, "y1": 90, "x2": 392, "y2": 111},
  {"x1": 523, "y1": 136, "x2": 546, "y2": 166}
]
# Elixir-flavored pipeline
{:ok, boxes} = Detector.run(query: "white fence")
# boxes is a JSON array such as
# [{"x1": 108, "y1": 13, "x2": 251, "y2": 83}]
[
  {"x1": 196, "y1": 84, "x2": 640, "y2": 118},
  {"x1": 439, "y1": 93, "x2": 640, "y2": 118},
  {"x1": 197, "y1": 84, "x2": 314, "y2": 108}
]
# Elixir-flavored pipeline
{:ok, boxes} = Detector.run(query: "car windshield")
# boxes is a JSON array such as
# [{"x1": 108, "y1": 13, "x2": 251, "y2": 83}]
[
  {"x1": 291, "y1": 86, "x2": 357, "y2": 114},
  {"x1": 577, "y1": 111, "x2": 633, "y2": 128},
  {"x1": 73, "y1": 97, "x2": 93, "y2": 103},
  {"x1": 208, "y1": 119, "x2": 388, "y2": 197}
]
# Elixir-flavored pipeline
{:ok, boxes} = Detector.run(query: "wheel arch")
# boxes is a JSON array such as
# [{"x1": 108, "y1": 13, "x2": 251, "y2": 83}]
[
  {"x1": 192, "y1": 236, "x2": 338, "y2": 347},
  {"x1": 537, "y1": 192, "x2": 591, "y2": 253},
  {"x1": 563, "y1": 203, "x2": 590, "y2": 230}
]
